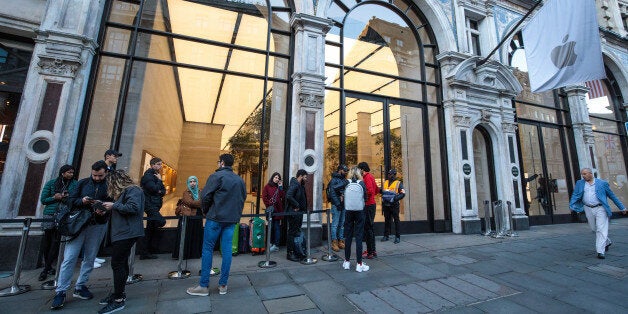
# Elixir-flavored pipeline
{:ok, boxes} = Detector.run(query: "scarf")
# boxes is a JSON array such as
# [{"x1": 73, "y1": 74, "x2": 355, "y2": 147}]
[{"x1": 187, "y1": 176, "x2": 199, "y2": 200}]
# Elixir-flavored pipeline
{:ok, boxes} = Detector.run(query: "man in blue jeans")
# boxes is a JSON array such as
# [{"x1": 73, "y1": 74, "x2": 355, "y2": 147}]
[{"x1": 187, "y1": 154, "x2": 246, "y2": 296}]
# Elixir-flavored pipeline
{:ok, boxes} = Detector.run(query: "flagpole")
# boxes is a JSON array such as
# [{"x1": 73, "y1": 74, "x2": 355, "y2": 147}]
[{"x1": 477, "y1": 0, "x2": 544, "y2": 67}]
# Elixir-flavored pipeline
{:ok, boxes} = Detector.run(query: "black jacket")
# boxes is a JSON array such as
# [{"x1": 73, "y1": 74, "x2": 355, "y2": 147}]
[
  {"x1": 141, "y1": 168, "x2": 165, "y2": 214},
  {"x1": 201, "y1": 166, "x2": 246, "y2": 223},
  {"x1": 286, "y1": 177, "x2": 307, "y2": 212},
  {"x1": 110, "y1": 186, "x2": 145, "y2": 242},
  {"x1": 327, "y1": 172, "x2": 348, "y2": 208},
  {"x1": 69, "y1": 177, "x2": 112, "y2": 224}
]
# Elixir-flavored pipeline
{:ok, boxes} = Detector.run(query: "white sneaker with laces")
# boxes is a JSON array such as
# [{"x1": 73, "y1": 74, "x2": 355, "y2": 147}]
[
  {"x1": 356, "y1": 262, "x2": 369, "y2": 272},
  {"x1": 342, "y1": 261, "x2": 350, "y2": 270},
  {"x1": 269, "y1": 245, "x2": 279, "y2": 252},
  {"x1": 93, "y1": 262, "x2": 102, "y2": 269},
  {"x1": 94, "y1": 258, "x2": 106, "y2": 264}
]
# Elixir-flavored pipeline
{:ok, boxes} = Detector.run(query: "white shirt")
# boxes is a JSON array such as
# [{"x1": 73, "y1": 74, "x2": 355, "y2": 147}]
[{"x1": 583, "y1": 179, "x2": 600, "y2": 206}]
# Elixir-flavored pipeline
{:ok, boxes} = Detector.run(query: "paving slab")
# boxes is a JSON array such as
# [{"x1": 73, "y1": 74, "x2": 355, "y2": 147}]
[
  {"x1": 471, "y1": 296, "x2": 537, "y2": 314},
  {"x1": 438, "y1": 276, "x2": 498, "y2": 300},
  {"x1": 257, "y1": 282, "x2": 304, "y2": 300},
  {"x1": 345, "y1": 291, "x2": 401, "y2": 314},
  {"x1": 371, "y1": 286, "x2": 432, "y2": 313},
  {"x1": 301, "y1": 280, "x2": 358, "y2": 313},
  {"x1": 418, "y1": 279, "x2": 477, "y2": 306},
  {"x1": 397, "y1": 282, "x2": 455, "y2": 311},
  {"x1": 263, "y1": 294, "x2": 317, "y2": 313}
]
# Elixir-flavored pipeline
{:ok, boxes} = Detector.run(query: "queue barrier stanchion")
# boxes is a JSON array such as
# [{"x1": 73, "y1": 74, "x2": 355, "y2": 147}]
[
  {"x1": 169, "y1": 215, "x2": 192, "y2": 279},
  {"x1": 126, "y1": 242, "x2": 142, "y2": 284},
  {"x1": 41, "y1": 235, "x2": 65, "y2": 290},
  {"x1": 301, "y1": 210, "x2": 317, "y2": 265},
  {"x1": 321, "y1": 208, "x2": 338, "y2": 262},
  {"x1": 0, "y1": 218, "x2": 32, "y2": 297},
  {"x1": 507, "y1": 201, "x2": 518, "y2": 237},
  {"x1": 258, "y1": 209, "x2": 277, "y2": 268},
  {"x1": 483, "y1": 200, "x2": 492, "y2": 236}
]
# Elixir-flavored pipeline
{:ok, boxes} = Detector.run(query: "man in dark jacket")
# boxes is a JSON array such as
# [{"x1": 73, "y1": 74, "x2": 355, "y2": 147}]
[
  {"x1": 327, "y1": 165, "x2": 348, "y2": 252},
  {"x1": 51, "y1": 161, "x2": 111, "y2": 309},
  {"x1": 139, "y1": 157, "x2": 166, "y2": 260},
  {"x1": 187, "y1": 153, "x2": 246, "y2": 297},
  {"x1": 286, "y1": 169, "x2": 308, "y2": 261}
]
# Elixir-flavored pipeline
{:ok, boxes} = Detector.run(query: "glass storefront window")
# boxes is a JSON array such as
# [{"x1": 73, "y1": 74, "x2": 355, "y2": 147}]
[
  {"x1": 594, "y1": 133, "x2": 628, "y2": 207},
  {"x1": 82, "y1": 0, "x2": 291, "y2": 221}
]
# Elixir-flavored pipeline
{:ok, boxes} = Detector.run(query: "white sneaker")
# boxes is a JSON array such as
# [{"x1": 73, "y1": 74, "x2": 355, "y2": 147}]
[
  {"x1": 93, "y1": 262, "x2": 102, "y2": 269},
  {"x1": 269, "y1": 245, "x2": 279, "y2": 252},
  {"x1": 94, "y1": 258, "x2": 106, "y2": 264},
  {"x1": 356, "y1": 262, "x2": 369, "y2": 272},
  {"x1": 342, "y1": 261, "x2": 350, "y2": 270}
]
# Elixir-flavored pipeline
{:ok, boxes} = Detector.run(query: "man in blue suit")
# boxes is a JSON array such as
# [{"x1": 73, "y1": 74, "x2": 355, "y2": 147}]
[{"x1": 570, "y1": 168, "x2": 626, "y2": 259}]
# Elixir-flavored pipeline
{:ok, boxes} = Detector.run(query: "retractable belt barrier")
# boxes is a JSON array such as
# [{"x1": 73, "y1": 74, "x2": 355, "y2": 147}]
[{"x1": 0, "y1": 218, "x2": 38, "y2": 297}]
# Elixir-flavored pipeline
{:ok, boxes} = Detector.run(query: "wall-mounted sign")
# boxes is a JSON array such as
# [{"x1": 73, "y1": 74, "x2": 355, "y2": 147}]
[
  {"x1": 463, "y1": 163, "x2": 472, "y2": 175},
  {"x1": 511, "y1": 166, "x2": 519, "y2": 177}
]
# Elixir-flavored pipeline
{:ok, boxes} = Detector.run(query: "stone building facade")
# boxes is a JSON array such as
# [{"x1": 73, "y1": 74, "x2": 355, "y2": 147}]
[{"x1": 0, "y1": 0, "x2": 626, "y2": 235}]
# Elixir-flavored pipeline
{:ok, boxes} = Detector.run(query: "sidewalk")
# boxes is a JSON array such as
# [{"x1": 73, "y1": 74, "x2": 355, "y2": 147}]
[{"x1": 1, "y1": 219, "x2": 626, "y2": 313}]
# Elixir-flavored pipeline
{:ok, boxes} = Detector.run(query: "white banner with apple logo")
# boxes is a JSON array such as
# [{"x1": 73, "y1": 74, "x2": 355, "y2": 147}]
[{"x1": 522, "y1": 0, "x2": 605, "y2": 93}]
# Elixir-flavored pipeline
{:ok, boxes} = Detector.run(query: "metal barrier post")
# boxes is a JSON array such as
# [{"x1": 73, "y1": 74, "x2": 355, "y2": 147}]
[
  {"x1": 321, "y1": 209, "x2": 338, "y2": 262},
  {"x1": 169, "y1": 216, "x2": 191, "y2": 279},
  {"x1": 300, "y1": 211, "x2": 317, "y2": 265},
  {"x1": 483, "y1": 200, "x2": 492, "y2": 236},
  {"x1": 126, "y1": 243, "x2": 142, "y2": 284},
  {"x1": 507, "y1": 201, "x2": 519, "y2": 237},
  {"x1": 258, "y1": 209, "x2": 277, "y2": 268},
  {"x1": 492, "y1": 201, "x2": 504, "y2": 238},
  {"x1": 0, "y1": 218, "x2": 32, "y2": 296},
  {"x1": 41, "y1": 237, "x2": 65, "y2": 290}
]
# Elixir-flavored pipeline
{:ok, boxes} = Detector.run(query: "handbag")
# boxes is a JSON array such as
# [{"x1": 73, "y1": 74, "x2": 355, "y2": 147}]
[
  {"x1": 175, "y1": 199, "x2": 194, "y2": 216},
  {"x1": 56, "y1": 203, "x2": 93, "y2": 239}
]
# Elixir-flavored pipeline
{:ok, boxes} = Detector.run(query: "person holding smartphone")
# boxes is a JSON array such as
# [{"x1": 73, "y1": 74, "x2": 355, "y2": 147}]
[
  {"x1": 39, "y1": 165, "x2": 77, "y2": 281},
  {"x1": 51, "y1": 161, "x2": 112, "y2": 310},
  {"x1": 262, "y1": 172, "x2": 285, "y2": 252}
]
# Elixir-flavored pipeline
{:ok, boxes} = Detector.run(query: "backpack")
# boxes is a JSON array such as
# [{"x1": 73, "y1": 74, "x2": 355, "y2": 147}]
[
  {"x1": 344, "y1": 179, "x2": 365, "y2": 210},
  {"x1": 382, "y1": 180, "x2": 400, "y2": 204}
]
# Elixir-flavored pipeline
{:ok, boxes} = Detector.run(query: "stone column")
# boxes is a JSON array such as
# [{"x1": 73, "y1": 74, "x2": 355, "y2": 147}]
[
  {"x1": 0, "y1": 0, "x2": 105, "y2": 218},
  {"x1": 289, "y1": 13, "x2": 332, "y2": 246},
  {"x1": 564, "y1": 85, "x2": 596, "y2": 172}
]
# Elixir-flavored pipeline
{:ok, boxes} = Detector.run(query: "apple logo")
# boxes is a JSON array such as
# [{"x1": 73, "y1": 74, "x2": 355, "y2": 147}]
[{"x1": 551, "y1": 34, "x2": 577, "y2": 69}]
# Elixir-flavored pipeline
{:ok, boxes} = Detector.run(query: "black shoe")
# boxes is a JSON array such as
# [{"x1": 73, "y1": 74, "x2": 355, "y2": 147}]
[
  {"x1": 100, "y1": 293, "x2": 126, "y2": 305},
  {"x1": 605, "y1": 243, "x2": 612, "y2": 252},
  {"x1": 48, "y1": 269, "x2": 56, "y2": 276},
  {"x1": 38, "y1": 270, "x2": 48, "y2": 281},
  {"x1": 73, "y1": 285, "x2": 94, "y2": 300},
  {"x1": 381, "y1": 236, "x2": 389, "y2": 242},
  {"x1": 597, "y1": 253, "x2": 605, "y2": 259},
  {"x1": 51, "y1": 291, "x2": 65, "y2": 310},
  {"x1": 139, "y1": 254, "x2": 158, "y2": 260},
  {"x1": 287, "y1": 252, "x2": 301, "y2": 262},
  {"x1": 98, "y1": 300, "x2": 125, "y2": 314},
  {"x1": 393, "y1": 237, "x2": 400, "y2": 244}
]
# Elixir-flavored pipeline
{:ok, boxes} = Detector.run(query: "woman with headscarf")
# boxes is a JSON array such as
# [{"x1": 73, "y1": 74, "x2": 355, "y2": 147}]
[
  {"x1": 173, "y1": 176, "x2": 203, "y2": 259},
  {"x1": 99, "y1": 170, "x2": 144, "y2": 313},
  {"x1": 39, "y1": 164, "x2": 77, "y2": 281}
]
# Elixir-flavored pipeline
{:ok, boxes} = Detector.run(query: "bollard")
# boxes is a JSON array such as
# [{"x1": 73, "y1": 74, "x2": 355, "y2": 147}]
[
  {"x1": 41, "y1": 237, "x2": 66, "y2": 290},
  {"x1": 321, "y1": 209, "x2": 338, "y2": 262},
  {"x1": 169, "y1": 215, "x2": 191, "y2": 279},
  {"x1": 126, "y1": 243, "x2": 143, "y2": 284},
  {"x1": 507, "y1": 201, "x2": 519, "y2": 237},
  {"x1": 483, "y1": 200, "x2": 492, "y2": 236},
  {"x1": 492, "y1": 201, "x2": 504, "y2": 238},
  {"x1": 258, "y1": 209, "x2": 277, "y2": 268},
  {"x1": 0, "y1": 218, "x2": 32, "y2": 297},
  {"x1": 300, "y1": 210, "x2": 317, "y2": 265}
]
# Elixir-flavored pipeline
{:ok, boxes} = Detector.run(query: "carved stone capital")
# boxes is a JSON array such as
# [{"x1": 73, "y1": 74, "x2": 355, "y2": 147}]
[
  {"x1": 37, "y1": 55, "x2": 81, "y2": 77},
  {"x1": 502, "y1": 122, "x2": 518, "y2": 133},
  {"x1": 298, "y1": 93, "x2": 323, "y2": 109},
  {"x1": 583, "y1": 128, "x2": 595, "y2": 145},
  {"x1": 481, "y1": 109, "x2": 493, "y2": 122},
  {"x1": 453, "y1": 114, "x2": 472, "y2": 127}
]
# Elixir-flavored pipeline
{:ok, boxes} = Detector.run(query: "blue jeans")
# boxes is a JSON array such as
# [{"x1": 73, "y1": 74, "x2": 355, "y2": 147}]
[
  {"x1": 270, "y1": 219, "x2": 281, "y2": 246},
  {"x1": 56, "y1": 224, "x2": 107, "y2": 293},
  {"x1": 199, "y1": 220, "x2": 234, "y2": 287},
  {"x1": 331, "y1": 204, "x2": 345, "y2": 241}
]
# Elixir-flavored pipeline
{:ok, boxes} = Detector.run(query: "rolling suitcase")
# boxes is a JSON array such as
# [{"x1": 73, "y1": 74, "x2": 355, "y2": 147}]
[
  {"x1": 238, "y1": 223, "x2": 251, "y2": 254},
  {"x1": 231, "y1": 223, "x2": 239, "y2": 256},
  {"x1": 250, "y1": 216, "x2": 266, "y2": 255}
]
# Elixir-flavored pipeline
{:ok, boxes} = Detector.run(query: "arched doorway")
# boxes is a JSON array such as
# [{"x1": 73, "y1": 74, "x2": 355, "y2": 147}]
[{"x1": 473, "y1": 126, "x2": 497, "y2": 222}]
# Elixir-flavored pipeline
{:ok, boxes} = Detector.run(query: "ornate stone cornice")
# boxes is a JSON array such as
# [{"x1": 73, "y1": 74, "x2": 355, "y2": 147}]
[
  {"x1": 290, "y1": 13, "x2": 333, "y2": 34},
  {"x1": 298, "y1": 93, "x2": 324, "y2": 109},
  {"x1": 37, "y1": 55, "x2": 81, "y2": 77},
  {"x1": 502, "y1": 122, "x2": 518, "y2": 133}
]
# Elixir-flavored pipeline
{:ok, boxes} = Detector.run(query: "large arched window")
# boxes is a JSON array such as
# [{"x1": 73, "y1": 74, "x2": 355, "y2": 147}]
[
  {"x1": 323, "y1": 0, "x2": 445, "y2": 232},
  {"x1": 79, "y1": 0, "x2": 293, "y2": 221}
]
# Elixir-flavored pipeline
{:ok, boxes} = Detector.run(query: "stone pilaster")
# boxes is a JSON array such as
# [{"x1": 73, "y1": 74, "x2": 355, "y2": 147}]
[
  {"x1": 289, "y1": 13, "x2": 332, "y2": 245},
  {"x1": 0, "y1": 0, "x2": 105, "y2": 218},
  {"x1": 564, "y1": 85, "x2": 596, "y2": 173}
]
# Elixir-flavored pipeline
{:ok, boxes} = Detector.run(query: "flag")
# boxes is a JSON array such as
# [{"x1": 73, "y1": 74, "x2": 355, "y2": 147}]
[
  {"x1": 522, "y1": 0, "x2": 606, "y2": 92},
  {"x1": 584, "y1": 79, "x2": 606, "y2": 99}
]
